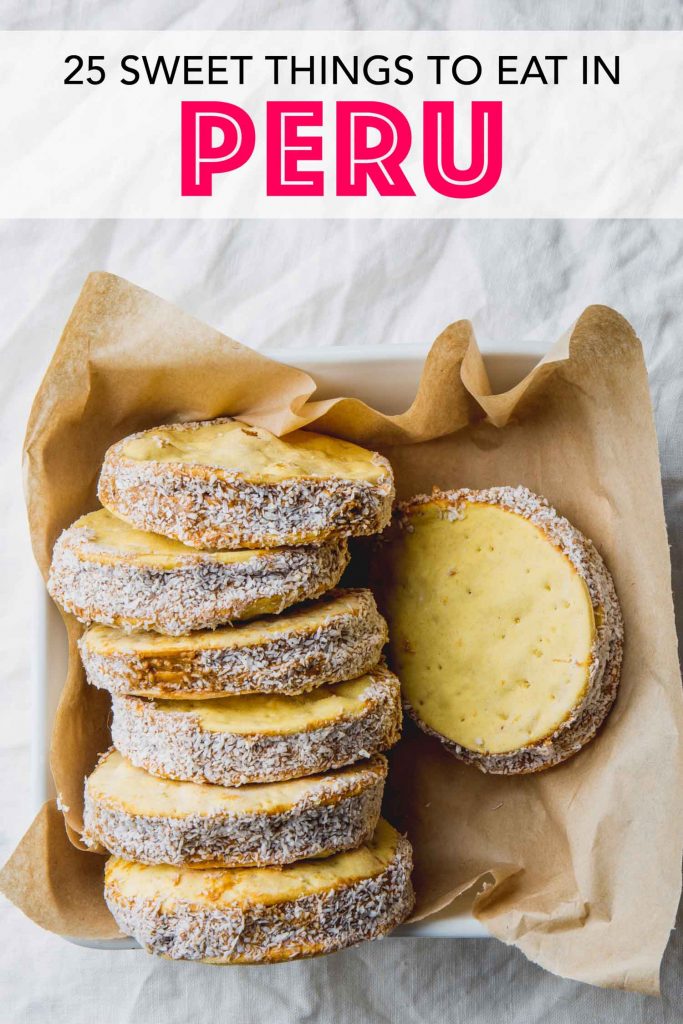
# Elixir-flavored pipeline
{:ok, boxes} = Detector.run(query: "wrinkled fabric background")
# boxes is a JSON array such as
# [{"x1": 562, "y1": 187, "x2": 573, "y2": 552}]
[{"x1": 2, "y1": 2, "x2": 683, "y2": 1023}]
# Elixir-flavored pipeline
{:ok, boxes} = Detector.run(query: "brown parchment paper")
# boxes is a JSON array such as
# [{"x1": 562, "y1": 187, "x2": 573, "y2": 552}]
[{"x1": 2, "y1": 273, "x2": 682, "y2": 993}]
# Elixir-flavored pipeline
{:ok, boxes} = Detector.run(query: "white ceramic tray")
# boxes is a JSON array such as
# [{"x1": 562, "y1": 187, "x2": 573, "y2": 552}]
[{"x1": 34, "y1": 345, "x2": 538, "y2": 947}]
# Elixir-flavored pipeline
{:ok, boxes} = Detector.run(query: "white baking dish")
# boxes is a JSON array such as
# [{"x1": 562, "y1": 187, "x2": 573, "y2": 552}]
[{"x1": 33, "y1": 346, "x2": 538, "y2": 947}]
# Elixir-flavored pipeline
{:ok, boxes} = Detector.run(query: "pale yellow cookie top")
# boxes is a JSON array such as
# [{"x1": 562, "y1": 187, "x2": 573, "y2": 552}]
[
  {"x1": 105, "y1": 818, "x2": 400, "y2": 907},
  {"x1": 82, "y1": 589, "x2": 373, "y2": 656},
  {"x1": 380, "y1": 499, "x2": 595, "y2": 755},
  {"x1": 142, "y1": 671, "x2": 395, "y2": 735},
  {"x1": 121, "y1": 419, "x2": 387, "y2": 485},
  {"x1": 67, "y1": 509, "x2": 264, "y2": 569},
  {"x1": 87, "y1": 749, "x2": 386, "y2": 818}
]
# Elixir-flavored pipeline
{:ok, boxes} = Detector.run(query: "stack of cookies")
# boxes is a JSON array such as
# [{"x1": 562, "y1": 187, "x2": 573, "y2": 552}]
[{"x1": 48, "y1": 418, "x2": 414, "y2": 963}]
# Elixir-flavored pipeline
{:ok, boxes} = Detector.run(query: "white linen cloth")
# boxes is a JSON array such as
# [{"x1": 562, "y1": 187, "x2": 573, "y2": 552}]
[{"x1": 1, "y1": 3, "x2": 683, "y2": 1022}]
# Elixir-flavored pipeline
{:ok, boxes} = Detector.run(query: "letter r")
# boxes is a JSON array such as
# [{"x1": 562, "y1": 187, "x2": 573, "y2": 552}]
[{"x1": 336, "y1": 102, "x2": 415, "y2": 197}]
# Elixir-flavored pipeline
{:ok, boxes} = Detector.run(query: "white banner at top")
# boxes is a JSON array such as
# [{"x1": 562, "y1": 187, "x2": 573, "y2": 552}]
[{"x1": 1, "y1": 30, "x2": 681, "y2": 218}]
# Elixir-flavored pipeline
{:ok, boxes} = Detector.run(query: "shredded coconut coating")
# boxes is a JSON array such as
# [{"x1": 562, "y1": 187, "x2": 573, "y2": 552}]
[
  {"x1": 83, "y1": 753, "x2": 387, "y2": 867},
  {"x1": 98, "y1": 418, "x2": 394, "y2": 551},
  {"x1": 79, "y1": 589, "x2": 388, "y2": 698},
  {"x1": 104, "y1": 834, "x2": 414, "y2": 963},
  {"x1": 48, "y1": 527, "x2": 349, "y2": 635},
  {"x1": 397, "y1": 486, "x2": 624, "y2": 774},
  {"x1": 110, "y1": 667, "x2": 403, "y2": 786}
]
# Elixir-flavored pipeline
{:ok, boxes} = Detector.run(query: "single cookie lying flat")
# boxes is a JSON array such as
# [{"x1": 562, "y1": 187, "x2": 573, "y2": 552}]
[
  {"x1": 110, "y1": 664, "x2": 402, "y2": 786},
  {"x1": 104, "y1": 818, "x2": 414, "y2": 963},
  {"x1": 98, "y1": 418, "x2": 394, "y2": 550},
  {"x1": 79, "y1": 589, "x2": 387, "y2": 698},
  {"x1": 48, "y1": 509, "x2": 348, "y2": 635},
  {"x1": 84, "y1": 748, "x2": 387, "y2": 867},
  {"x1": 373, "y1": 486, "x2": 624, "y2": 774}
]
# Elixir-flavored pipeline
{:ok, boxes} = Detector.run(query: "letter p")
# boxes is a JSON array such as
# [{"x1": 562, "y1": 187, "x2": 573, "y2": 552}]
[{"x1": 181, "y1": 102, "x2": 256, "y2": 197}]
